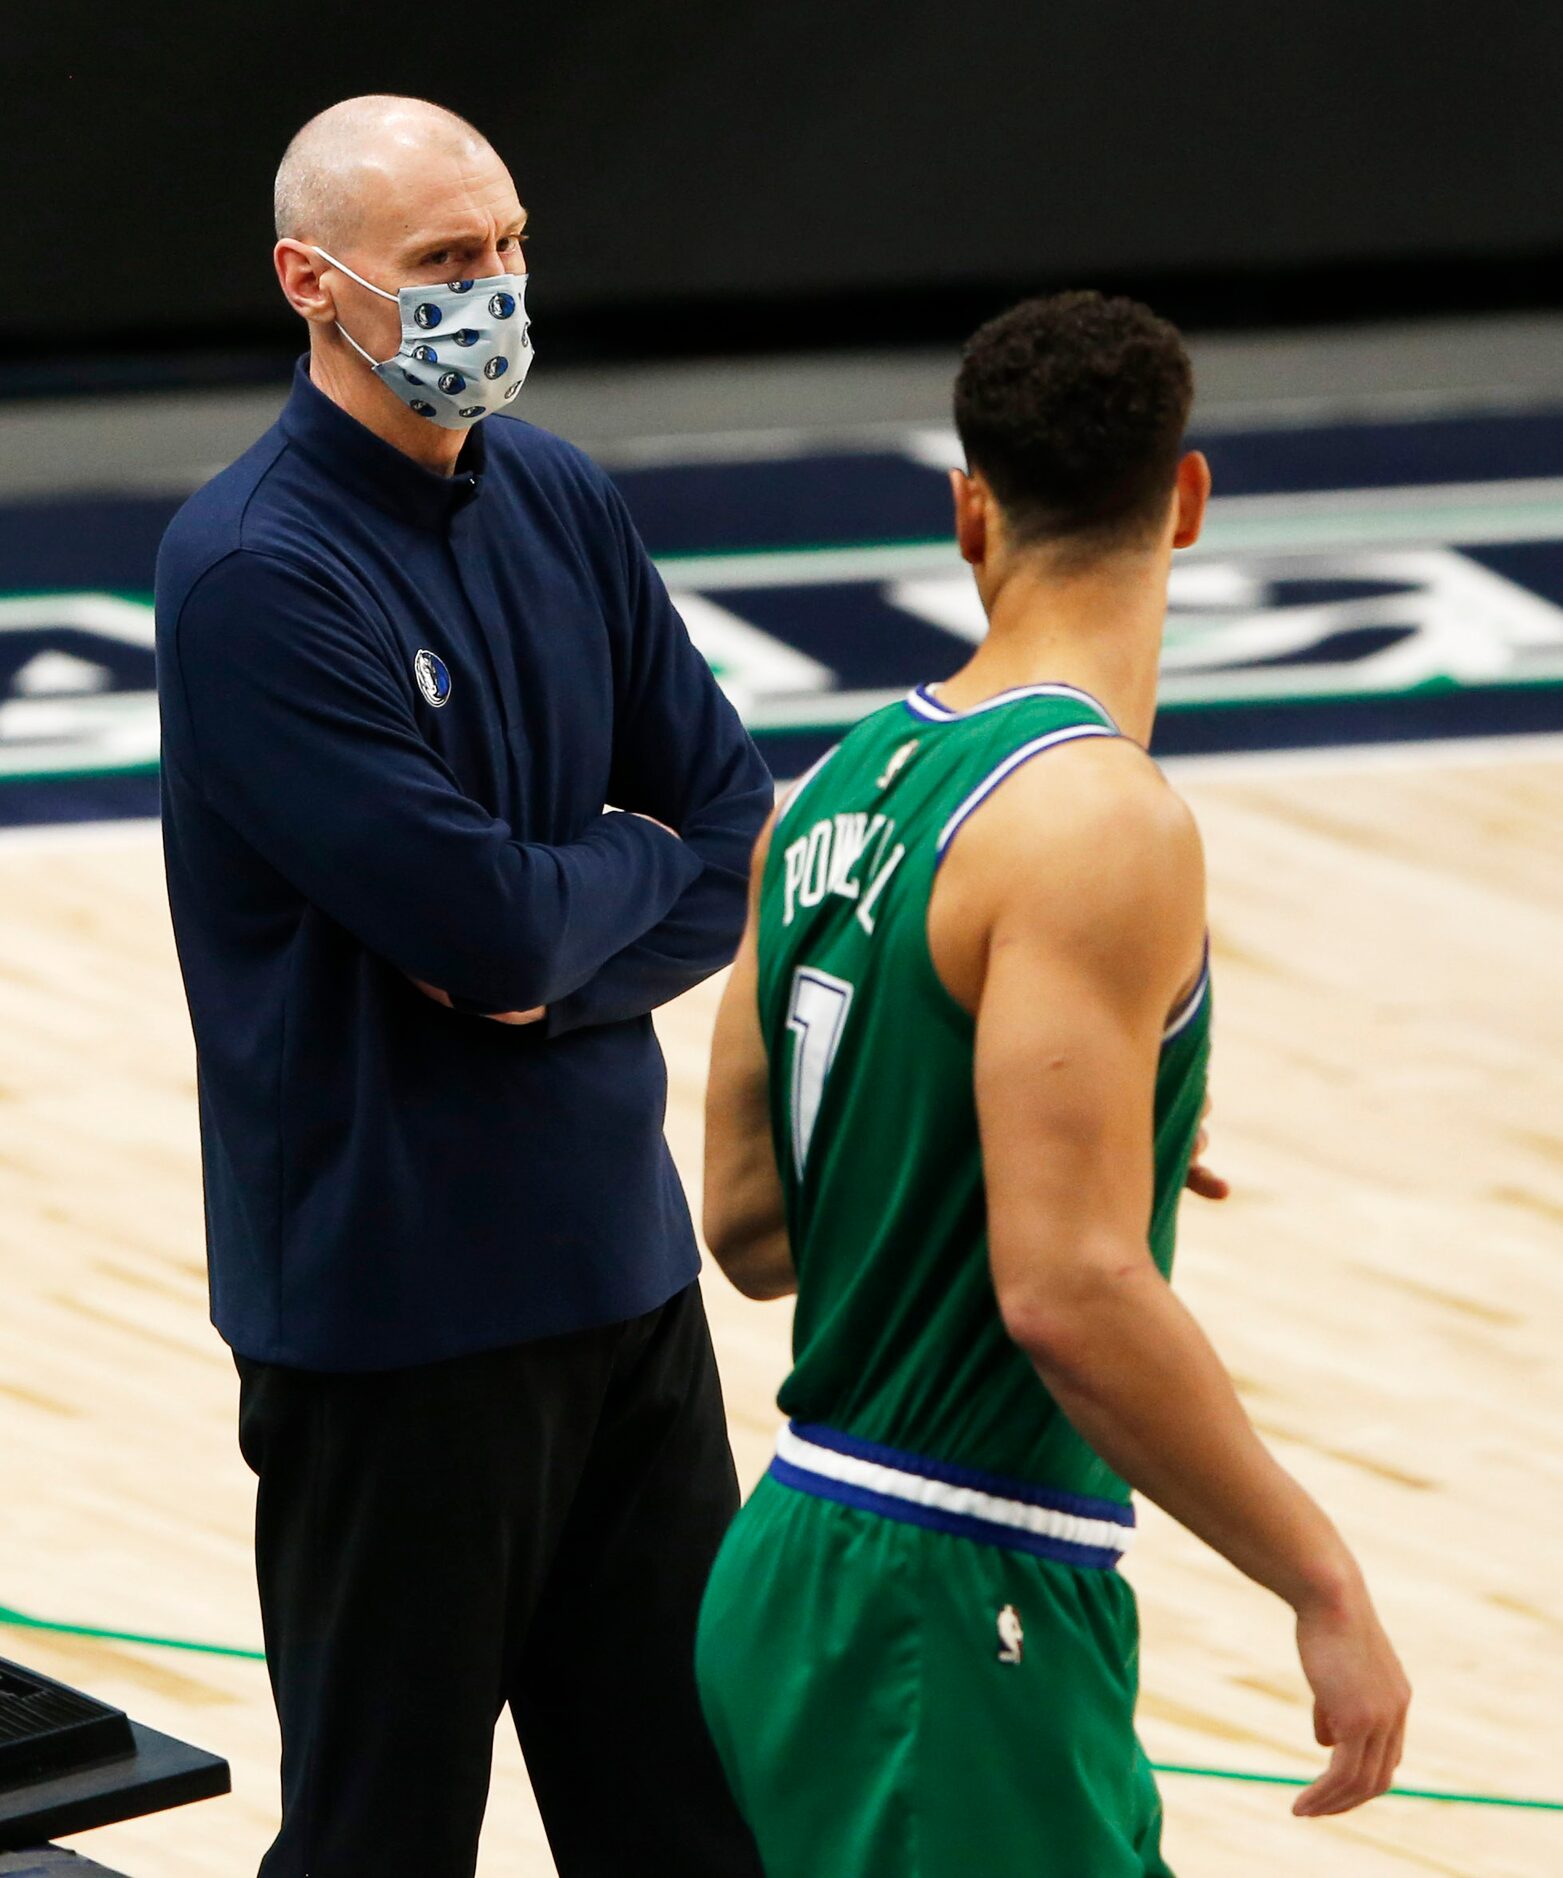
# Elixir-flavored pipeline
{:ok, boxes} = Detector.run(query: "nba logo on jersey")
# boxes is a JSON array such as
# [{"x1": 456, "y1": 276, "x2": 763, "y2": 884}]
[
  {"x1": 996, "y1": 1605, "x2": 1024, "y2": 1665},
  {"x1": 876, "y1": 738, "x2": 919, "y2": 790}
]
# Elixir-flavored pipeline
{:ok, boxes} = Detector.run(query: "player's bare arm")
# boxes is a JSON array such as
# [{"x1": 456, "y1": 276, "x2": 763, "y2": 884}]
[
  {"x1": 705, "y1": 811, "x2": 797, "y2": 1300},
  {"x1": 932, "y1": 737, "x2": 1410, "y2": 1818}
]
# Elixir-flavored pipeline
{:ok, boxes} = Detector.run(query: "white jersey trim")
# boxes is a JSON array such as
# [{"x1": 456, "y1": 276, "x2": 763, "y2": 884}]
[
  {"x1": 1162, "y1": 959, "x2": 1211, "y2": 1041},
  {"x1": 906, "y1": 681, "x2": 1118, "y2": 729},
  {"x1": 775, "y1": 741, "x2": 841, "y2": 829},
  {"x1": 935, "y1": 723, "x2": 1119, "y2": 858}
]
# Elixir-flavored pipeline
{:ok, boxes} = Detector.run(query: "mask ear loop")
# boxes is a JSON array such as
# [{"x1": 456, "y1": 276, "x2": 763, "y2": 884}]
[
  {"x1": 309, "y1": 246, "x2": 398, "y2": 302},
  {"x1": 309, "y1": 245, "x2": 399, "y2": 369}
]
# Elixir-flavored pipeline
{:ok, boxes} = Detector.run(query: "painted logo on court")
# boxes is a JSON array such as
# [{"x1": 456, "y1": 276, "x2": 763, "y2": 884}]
[
  {"x1": 8, "y1": 414, "x2": 1563, "y2": 825},
  {"x1": 0, "y1": 592, "x2": 158, "y2": 781},
  {"x1": 665, "y1": 543, "x2": 1563, "y2": 761}
]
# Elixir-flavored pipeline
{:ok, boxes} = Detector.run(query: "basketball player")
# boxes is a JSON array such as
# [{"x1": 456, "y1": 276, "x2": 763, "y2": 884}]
[{"x1": 697, "y1": 293, "x2": 1410, "y2": 1875}]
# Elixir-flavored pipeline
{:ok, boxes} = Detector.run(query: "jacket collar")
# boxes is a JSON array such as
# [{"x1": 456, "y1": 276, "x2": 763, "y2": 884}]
[{"x1": 278, "y1": 356, "x2": 486, "y2": 530}]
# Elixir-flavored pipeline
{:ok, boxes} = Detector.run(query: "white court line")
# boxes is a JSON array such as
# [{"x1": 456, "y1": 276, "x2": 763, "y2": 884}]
[{"x1": 656, "y1": 477, "x2": 1563, "y2": 593}]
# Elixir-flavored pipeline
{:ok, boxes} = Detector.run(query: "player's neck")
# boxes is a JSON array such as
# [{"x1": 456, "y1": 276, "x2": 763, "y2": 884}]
[{"x1": 941, "y1": 553, "x2": 1169, "y2": 745}]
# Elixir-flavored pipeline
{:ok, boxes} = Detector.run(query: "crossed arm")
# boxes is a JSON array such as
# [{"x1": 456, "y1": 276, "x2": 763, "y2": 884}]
[{"x1": 172, "y1": 530, "x2": 769, "y2": 1029}]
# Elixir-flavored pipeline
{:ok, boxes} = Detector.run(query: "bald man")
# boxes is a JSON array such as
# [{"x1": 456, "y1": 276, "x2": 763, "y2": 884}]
[{"x1": 154, "y1": 97, "x2": 769, "y2": 1877}]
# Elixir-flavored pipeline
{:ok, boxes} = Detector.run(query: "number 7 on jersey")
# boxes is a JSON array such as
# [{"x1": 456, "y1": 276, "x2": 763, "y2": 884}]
[{"x1": 785, "y1": 966, "x2": 855, "y2": 1179}]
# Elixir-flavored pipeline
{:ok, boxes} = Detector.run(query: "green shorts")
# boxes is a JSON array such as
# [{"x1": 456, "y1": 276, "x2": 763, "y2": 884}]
[{"x1": 696, "y1": 1439, "x2": 1173, "y2": 1878}]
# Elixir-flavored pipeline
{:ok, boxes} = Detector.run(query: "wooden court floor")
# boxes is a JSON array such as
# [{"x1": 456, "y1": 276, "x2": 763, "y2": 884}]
[{"x1": 1, "y1": 744, "x2": 1561, "y2": 1876}]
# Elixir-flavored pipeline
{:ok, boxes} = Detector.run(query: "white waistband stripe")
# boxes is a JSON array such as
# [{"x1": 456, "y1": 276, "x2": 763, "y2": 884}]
[{"x1": 775, "y1": 1425, "x2": 1134, "y2": 1556}]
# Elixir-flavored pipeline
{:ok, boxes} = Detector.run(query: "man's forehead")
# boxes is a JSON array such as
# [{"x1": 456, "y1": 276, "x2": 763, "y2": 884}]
[
  {"x1": 397, "y1": 200, "x2": 528, "y2": 249},
  {"x1": 353, "y1": 141, "x2": 523, "y2": 250}
]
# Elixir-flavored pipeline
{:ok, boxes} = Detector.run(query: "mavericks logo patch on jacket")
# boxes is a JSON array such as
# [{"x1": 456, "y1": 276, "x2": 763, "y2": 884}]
[{"x1": 413, "y1": 649, "x2": 452, "y2": 708}]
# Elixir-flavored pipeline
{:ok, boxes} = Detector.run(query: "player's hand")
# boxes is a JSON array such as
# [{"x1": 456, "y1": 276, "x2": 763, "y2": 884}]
[
  {"x1": 409, "y1": 978, "x2": 546, "y2": 1025},
  {"x1": 1292, "y1": 1583, "x2": 1410, "y2": 1816},
  {"x1": 1185, "y1": 1095, "x2": 1230, "y2": 1201}
]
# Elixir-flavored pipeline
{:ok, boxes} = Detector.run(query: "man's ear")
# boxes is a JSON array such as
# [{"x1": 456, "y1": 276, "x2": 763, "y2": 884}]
[
  {"x1": 950, "y1": 466, "x2": 988, "y2": 567},
  {"x1": 275, "y1": 241, "x2": 336, "y2": 325},
  {"x1": 1171, "y1": 451, "x2": 1212, "y2": 551}
]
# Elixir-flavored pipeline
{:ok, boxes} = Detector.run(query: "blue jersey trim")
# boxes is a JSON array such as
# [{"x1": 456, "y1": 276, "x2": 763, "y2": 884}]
[
  {"x1": 932, "y1": 722, "x2": 1120, "y2": 866},
  {"x1": 1163, "y1": 936, "x2": 1212, "y2": 1043},
  {"x1": 770, "y1": 1457, "x2": 1125, "y2": 1570},
  {"x1": 789, "y1": 1420, "x2": 1135, "y2": 1527}
]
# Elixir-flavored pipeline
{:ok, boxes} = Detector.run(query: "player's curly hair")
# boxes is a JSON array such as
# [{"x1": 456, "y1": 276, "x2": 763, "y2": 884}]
[{"x1": 954, "y1": 291, "x2": 1194, "y2": 553}]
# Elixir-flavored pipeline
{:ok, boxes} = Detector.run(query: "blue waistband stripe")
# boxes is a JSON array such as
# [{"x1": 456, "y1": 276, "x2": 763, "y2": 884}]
[
  {"x1": 770, "y1": 1423, "x2": 1134, "y2": 1571},
  {"x1": 789, "y1": 1421, "x2": 1136, "y2": 1527}
]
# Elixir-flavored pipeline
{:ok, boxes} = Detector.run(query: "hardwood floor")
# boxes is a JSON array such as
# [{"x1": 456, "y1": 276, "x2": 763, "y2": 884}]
[{"x1": 1, "y1": 745, "x2": 1559, "y2": 1875}]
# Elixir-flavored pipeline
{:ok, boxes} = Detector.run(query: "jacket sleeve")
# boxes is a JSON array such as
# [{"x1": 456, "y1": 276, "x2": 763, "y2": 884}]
[
  {"x1": 541, "y1": 481, "x2": 774, "y2": 1037},
  {"x1": 166, "y1": 548, "x2": 703, "y2": 1013}
]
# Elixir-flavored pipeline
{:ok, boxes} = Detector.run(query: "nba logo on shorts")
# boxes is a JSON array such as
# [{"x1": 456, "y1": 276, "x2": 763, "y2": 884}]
[{"x1": 996, "y1": 1605, "x2": 1024, "y2": 1665}]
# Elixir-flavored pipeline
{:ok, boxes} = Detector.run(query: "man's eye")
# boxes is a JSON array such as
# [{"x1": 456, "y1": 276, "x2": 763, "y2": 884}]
[{"x1": 425, "y1": 251, "x2": 449, "y2": 266}]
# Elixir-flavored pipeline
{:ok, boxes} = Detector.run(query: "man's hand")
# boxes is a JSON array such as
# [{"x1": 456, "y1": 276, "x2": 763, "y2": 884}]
[
  {"x1": 409, "y1": 978, "x2": 546, "y2": 1025},
  {"x1": 1185, "y1": 1094, "x2": 1230, "y2": 1200},
  {"x1": 1292, "y1": 1582, "x2": 1411, "y2": 1816}
]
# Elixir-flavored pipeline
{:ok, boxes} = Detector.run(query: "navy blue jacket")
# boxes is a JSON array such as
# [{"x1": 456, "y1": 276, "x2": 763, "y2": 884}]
[{"x1": 155, "y1": 361, "x2": 771, "y2": 1370}]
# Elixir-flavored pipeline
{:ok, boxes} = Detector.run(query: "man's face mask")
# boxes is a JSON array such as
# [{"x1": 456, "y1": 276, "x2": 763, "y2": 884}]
[{"x1": 312, "y1": 247, "x2": 535, "y2": 429}]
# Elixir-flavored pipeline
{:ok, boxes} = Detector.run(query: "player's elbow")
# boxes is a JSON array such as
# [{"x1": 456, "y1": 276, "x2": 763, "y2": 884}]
[
  {"x1": 994, "y1": 1245, "x2": 1148, "y2": 1381},
  {"x1": 707, "y1": 1238, "x2": 795, "y2": 1302},
  {"x1": 997, "y1": 1292, "x2": 1095, "y2": 1377},
  {"x1": 725, "y1": 1255, "x2": 797, "y2": 1303},
  {"x1": 703, "y1": 1220, "x2": 749, "y2": 1291},
  {"x1": 704, "y1": 1202, "x2": 795, "y2": 1301}
]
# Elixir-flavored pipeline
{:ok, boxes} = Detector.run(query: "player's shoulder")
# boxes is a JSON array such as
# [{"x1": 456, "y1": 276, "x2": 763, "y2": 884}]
[
  {"x1": 946, "y1": 733, "x2": 1201, "y2": 908},
  {"x1": 972, "y1": 730, "x2": 1191, "y2": 841}
]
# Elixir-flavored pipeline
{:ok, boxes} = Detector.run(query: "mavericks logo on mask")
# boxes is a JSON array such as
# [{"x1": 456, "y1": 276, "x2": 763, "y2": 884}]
[{"x1": 313, "y1": 247, "x2": 535, "y2": 430}]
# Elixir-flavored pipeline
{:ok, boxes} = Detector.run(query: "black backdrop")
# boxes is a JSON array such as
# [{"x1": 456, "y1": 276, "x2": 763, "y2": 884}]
[{"x1": 11, "y1": 0, "x2": 1562, "y2": 366}]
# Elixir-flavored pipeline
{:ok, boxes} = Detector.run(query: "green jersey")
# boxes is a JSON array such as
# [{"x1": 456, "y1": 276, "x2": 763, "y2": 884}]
[{"x1": 756, "y1": 682, "x2": 1212, "y2": 1505}]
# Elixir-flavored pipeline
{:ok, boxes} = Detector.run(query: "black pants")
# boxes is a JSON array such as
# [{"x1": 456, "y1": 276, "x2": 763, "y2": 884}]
[{"x1": 236, "y1": 1282, "x2": 763, "y2": 1877}]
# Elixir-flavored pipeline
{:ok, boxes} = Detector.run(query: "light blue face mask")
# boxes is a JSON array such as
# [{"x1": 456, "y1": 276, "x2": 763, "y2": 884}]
[{"x1": 312, "y1": 246, "x2": 535, "y2": 429}]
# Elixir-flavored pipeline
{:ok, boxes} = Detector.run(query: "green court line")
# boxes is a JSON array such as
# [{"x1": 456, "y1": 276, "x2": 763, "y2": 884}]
[
  {"x1": 2, "y1": 1604, "x2": 1557, "y2": 1813},
  {"x1": 0, "y1": 1602, "x2": 264, "y2": 1663},
  {"x1": 1150, "y1": 1762, "x2": 1563, "y2": 1812},
  {"x1": 0, "y1": 759, "x2": 159, "y2": 787}
]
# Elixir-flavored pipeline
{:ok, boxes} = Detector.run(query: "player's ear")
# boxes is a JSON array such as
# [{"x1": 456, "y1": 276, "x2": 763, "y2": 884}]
[
  {"x1": 950, "y1": 466, "x2": 988, "y2": 567},
  {"x1": 1171, "y1": 451, "x2": 1211, "y2": 550}
]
